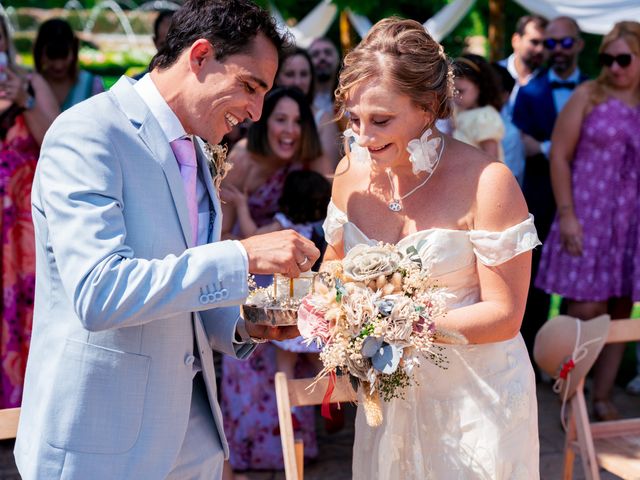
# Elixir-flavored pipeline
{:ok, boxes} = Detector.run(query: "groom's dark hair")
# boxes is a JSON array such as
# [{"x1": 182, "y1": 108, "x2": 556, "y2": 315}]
[{"x1": 150, "y1": 0, "x2": 289, "y2": 70}]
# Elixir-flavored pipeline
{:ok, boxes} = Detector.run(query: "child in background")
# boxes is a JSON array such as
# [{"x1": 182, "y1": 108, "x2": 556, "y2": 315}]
[{"x1": 452, "y1": 54, "x2": 505, "y2": 162}]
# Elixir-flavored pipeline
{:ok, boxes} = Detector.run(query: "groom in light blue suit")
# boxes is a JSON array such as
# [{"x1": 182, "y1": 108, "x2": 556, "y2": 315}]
[{"x1": 14, "y1": 1, "x2": 319, "y2": 478}]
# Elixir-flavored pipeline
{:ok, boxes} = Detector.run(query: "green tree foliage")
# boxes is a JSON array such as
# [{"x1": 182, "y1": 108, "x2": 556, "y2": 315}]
[{"x1": 6, "y1": 0, "x2": 72, "y2": 7}]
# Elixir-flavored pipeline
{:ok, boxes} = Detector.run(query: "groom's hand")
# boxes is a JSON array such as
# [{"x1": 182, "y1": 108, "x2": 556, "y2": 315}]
[
  {"x1": 245, "y1": 323, "x2": 301, "y2": 341},
  {"x1": 240, "y1": 230, "x2": 320, "y2": 278}
]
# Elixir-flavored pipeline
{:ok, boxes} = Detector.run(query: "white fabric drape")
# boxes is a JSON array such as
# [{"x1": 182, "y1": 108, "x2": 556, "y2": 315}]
[
  {"x1": 346, "y1": 8, "x2": 372, "y2": 39},
  {"x1": 513, "y1": 0, "x2": 640, "y2": 35},
  {"x1": 423, "y1": 0, "x2": 476, "y2": 42},
  {"x1": 270, "y1": 0, "x2": 337, "y2": 48},
  {"x1": 270, "y1": 0, "x2": 475, "y2": 45},
  {"x1": 270, "y1": 0, "x2": 637, "y2": 48},
  {"x1": 348, "y1": 0, "x2": 475, "y2": 41}
]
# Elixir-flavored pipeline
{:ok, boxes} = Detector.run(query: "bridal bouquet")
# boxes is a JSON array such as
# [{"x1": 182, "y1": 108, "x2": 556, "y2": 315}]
[{"x1": 298, "y1": 243, "x2": 452, "y2": 427}]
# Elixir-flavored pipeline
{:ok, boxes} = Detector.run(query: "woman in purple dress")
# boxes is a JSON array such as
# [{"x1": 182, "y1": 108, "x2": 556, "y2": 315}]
[
  {"x1": 220, "y1": 87, "x2": 323, "y2": 474},
  {"x1": 536, "y1": 21, "x2": 640, "y2": 420}
]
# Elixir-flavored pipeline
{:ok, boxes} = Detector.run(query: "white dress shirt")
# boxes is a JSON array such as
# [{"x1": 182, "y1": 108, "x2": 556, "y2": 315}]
[{"x1": 539, "y1": 68, "x2": 582, "y2": 158}]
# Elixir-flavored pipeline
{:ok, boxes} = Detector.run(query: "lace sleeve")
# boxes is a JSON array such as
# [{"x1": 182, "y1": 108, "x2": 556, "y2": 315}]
[
  {"x1": 469, "y1": 214, "x2": 541, "y2": 266},
  {"x1": 322, "y1": 200, "x2": 348, "y2": 246}
]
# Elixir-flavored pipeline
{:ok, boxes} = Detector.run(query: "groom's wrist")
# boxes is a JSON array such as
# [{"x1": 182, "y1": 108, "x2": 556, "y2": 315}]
[{"x1": 234, "y1": 318, "x2": 268, "y2": 344}]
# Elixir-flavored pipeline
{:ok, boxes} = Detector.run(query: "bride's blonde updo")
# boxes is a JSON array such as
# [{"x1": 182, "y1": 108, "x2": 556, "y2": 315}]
[{"x1": 335, "y1": 17, "x2": 454, "y2": 121}]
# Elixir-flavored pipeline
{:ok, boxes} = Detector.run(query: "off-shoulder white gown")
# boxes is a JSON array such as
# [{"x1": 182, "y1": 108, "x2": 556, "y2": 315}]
[{"x1": 323, "y1": 201, "x2": 541, "y2": 480}]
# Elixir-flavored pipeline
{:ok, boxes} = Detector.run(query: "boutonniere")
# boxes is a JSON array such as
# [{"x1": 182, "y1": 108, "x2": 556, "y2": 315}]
[{"x1": 203, "y1": 141, "x2": 231, "y2": 192}]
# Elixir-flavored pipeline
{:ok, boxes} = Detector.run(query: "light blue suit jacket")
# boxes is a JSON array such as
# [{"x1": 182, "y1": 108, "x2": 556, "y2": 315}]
[{"x1": 14, "y1": 76, "x2": 255, "y2": 479}]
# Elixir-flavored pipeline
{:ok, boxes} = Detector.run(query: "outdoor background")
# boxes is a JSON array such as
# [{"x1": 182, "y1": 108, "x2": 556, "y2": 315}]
[
  {"x1": 3, "y1": 0, "x2": 607, "y2": 88},
  {"x1": 3, "y1": 0, "x2": 637, "y2": 377}
]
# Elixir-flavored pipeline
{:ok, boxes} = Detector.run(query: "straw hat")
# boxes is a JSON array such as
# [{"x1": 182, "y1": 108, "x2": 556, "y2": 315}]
[{"x1": 533, "y1": 314, "x2": 610, "y2": 400}]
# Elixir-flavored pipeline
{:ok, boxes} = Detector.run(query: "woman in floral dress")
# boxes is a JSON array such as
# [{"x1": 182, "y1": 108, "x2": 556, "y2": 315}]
[
  {"x1": 0, "y1": 15, "x2": 58, "y2": 407},
  {"x1": 220, "y1": 87, "x2": 323, "y2": 472}
]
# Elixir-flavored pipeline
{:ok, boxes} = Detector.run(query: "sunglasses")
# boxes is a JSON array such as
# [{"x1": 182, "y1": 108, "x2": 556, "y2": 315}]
[
  {"x1": 544, "y1": 37, "x2": 576, "y2": 50},
  {"x1": 599, "y1": 53, "x2": 632, "y2": 68}
]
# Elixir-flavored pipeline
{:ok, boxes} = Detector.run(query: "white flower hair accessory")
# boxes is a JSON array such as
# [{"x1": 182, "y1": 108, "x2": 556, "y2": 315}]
[
  {"x1": 406, "y1": 128, "x2": 442, "y2": 175},
  {"x1": 343, "y1": 128, "x2": 371, "y2": 163}
]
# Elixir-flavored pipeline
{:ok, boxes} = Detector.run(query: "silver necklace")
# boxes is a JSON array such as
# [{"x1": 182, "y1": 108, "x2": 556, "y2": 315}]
[{"x1": 385, "y1": 136, "x2": 445, "y2": 212}]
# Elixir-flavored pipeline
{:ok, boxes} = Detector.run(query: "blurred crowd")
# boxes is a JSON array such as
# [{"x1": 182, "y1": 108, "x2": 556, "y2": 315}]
[{"x1": 1, "y1": 8, "x2": 639, "y2": 477}]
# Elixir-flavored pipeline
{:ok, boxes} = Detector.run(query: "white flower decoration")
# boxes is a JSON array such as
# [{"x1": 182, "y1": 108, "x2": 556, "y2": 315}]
[
  {"x1": 342, "y1": 244, "x2": 402, "y2": 282},
  {"x1": 406, "y1": 128, "x2": 442, "y2": 175},
  {"x1": 343, "y1": 128, "x2": 371, "y2": 163}
]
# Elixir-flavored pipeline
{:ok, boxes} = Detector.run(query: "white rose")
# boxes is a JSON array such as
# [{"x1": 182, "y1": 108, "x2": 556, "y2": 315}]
[{"x1": 342, "y1": 244, "x2": 402, "y2": 282}]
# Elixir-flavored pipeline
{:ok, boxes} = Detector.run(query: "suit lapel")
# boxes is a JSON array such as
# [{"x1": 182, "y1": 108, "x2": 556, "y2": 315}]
[
  {"x1": 538, "y1": 75, "x2": 557, "y2": 139},
  {"x1": 194, "y1": 139, "x2": 222, "y2": 242},
  {"x1": 109, "y1": 76, "x2": 193, "y2": 246}
]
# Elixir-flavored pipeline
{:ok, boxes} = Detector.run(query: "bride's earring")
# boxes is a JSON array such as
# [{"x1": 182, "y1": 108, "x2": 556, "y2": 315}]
[
  {"x1": 344, "y1": 128, "x2": 372, "y2": 163},
  {"x1": 406, "y1": 127, "x2": 443, "y2": 175}
]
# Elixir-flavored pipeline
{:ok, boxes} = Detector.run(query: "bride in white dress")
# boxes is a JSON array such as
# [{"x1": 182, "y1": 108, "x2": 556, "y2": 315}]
[{"x1": 323, "y1": 18, "x2": 540, "y2": 479}]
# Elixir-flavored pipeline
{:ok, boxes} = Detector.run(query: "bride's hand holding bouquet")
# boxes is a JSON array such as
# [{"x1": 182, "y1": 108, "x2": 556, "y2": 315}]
[{"x1": 298, "y1": 242, "x2": 461, "y2": 426}]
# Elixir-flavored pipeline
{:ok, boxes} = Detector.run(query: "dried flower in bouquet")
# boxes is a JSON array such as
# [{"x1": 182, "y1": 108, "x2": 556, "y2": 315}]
[
  {"x1": 202, "y1": 141, "x2": 230, "y2": 191},
  {"x1": 298, "y1": 243, "x2": 462, "y2": 427}
]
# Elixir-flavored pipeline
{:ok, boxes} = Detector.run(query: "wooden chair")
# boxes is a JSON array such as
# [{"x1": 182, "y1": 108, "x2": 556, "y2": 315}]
[
  {"x1": 563, "y1": 319, "x2": 640, "y2": 479},
  {"x1": 275, "y1": 372, "x2": 357, "y2": 480},
  {"x1": 0, "y1": 407, "x2": 20, "y2": 440}
]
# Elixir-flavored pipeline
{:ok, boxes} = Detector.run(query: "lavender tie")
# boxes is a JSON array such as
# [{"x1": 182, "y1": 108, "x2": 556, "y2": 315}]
[{"x1": 170, "y1": 138, "x2": 198, "y2": 244}]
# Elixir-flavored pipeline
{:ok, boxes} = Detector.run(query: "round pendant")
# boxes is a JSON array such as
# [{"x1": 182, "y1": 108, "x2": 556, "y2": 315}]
[{"x1": 388, "y1": 201, "x2": 402, "y2": 212}]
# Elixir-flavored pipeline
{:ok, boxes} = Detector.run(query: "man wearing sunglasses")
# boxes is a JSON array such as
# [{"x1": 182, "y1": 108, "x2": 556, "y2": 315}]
[
  {"x1": 498, "y1": 15, "x2": 548, "y2": 115},
  {"x1": 512, "y1": 16, "x2": 588, "y2": 371}
]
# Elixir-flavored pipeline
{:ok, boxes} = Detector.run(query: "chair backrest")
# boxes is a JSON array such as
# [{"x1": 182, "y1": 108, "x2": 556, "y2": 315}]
[
  {"x1": 606, "y1": 319, "x2": 640, "y2": 344},
  {"x1": 284, "y1": 374, "x2": 358, "y2": 407},
  {"x1": 275, "y1": 373, "x2": 357, "y2": 480},
  {"x1": 0, "y1": 407, "x2": 20, "y2": 440},
  {"x1": 564, "y1": 319, "x2": 640, "y2": 480}
]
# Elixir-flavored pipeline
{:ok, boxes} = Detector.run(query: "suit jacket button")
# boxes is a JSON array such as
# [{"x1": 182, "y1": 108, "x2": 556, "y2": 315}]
[
  {"x1": 207, "y1": 293, "x2": 216, "y2": 303},
  {"x1": 185, "y1": 354, "x2": 196, "y2": 366},
  {"x1": 199, "y1": 294, "x2": 208, "y2": 304},
  {"x1": 220, "y1": 288, "x2": 229, "y2": 299}
]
